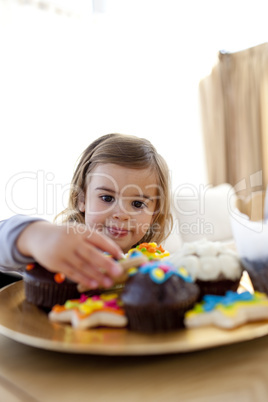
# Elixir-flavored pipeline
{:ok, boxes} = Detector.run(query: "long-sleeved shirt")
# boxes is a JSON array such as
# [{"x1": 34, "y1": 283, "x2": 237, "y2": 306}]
[{"x1": 0, "y1": 215, "x2": 44, "y2": 273}]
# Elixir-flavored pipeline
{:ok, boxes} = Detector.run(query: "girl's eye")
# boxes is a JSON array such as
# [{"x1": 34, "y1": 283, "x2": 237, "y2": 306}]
[
  {"x1": 132, "y1": 200, "x2": 146, "y2": 209},
  {"x1": 101, "y1": 195, "x2": 114, "y2": 203}
]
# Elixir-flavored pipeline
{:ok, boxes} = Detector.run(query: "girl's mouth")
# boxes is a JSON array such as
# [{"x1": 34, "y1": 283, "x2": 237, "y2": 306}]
[{"x1": 106, "y1": 226, "x2": 129, "y2": 238}]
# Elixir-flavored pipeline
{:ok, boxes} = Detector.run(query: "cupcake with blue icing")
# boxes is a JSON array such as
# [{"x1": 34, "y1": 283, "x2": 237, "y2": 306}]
[{"x1": 121, "y1": 260, "x2": 200, "y2": 333}]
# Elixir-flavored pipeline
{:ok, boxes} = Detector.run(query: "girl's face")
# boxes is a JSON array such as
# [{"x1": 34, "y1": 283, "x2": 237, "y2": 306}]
[{"x1": 78, "y1": 163, "x2": 158, "y2": 253}]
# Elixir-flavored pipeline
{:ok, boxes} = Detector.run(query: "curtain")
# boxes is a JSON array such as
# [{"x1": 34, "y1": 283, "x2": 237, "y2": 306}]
[{"x1": 199, "y1": 42, "x2": 268, "y2": 196}]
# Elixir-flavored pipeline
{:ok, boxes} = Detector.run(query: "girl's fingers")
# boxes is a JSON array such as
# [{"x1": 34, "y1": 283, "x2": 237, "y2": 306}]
[
  {"x1": 57, "y1": 260, "x2": 96, "y2": 287},
  {"x1": 60, "y1": 259, "x2": 113, "y2": 289},
  {"x1": 29, "y1": 224, "x2": 125, "y2": 289},
  {"x1": 83, "y1": 229, "x2": 124, "y2": 260},
  {"x1": 76, "y1": 239, "x2": 124, "y2": 278}
]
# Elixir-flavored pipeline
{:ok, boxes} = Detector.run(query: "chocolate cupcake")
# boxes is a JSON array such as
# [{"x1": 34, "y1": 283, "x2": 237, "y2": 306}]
[
  {"x1": 121, "y1": 260, "x2": 199, "y2": 333},
  {"x1": 24, "y1": 263, "x2": 81, "y2": 310}
]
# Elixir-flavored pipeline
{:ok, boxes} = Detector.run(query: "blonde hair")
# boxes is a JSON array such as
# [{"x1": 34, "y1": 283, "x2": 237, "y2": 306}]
[{"x1": 56, "y1": 133, "x2": 173, "y2": 245}]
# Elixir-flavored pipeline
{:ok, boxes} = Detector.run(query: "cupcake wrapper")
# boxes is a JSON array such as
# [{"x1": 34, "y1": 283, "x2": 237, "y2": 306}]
[
  {"x1": 24, "y1": 280, "x2": 80, "y2": 310},
  {"x1": 124, "y1": 303, "x2": 196, "y2": 333}
]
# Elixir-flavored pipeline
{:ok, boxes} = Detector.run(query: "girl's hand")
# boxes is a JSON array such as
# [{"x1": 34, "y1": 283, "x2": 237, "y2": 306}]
[{"x1": 16, "y1": 221, "x2": 124, "y2": 289}]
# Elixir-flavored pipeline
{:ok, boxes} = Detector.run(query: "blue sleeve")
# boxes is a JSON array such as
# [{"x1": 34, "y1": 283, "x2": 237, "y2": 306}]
[{"x1": 0, "y1": 215, "x2": 45, "y2": 273}]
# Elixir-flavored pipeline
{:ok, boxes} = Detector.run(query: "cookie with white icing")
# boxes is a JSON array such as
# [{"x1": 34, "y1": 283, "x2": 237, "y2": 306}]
[
  {"x1": 184, "y1": 291, "x2": 268, "y2": 329},
  {"x1": 49, "y1": 293, "x2": 127, "y2": 330}
]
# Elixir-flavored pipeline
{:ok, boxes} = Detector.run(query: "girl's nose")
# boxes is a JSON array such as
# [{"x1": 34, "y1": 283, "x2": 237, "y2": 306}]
[{"x1": 112, "y1": 206, "x2": 130, "y2": 221}]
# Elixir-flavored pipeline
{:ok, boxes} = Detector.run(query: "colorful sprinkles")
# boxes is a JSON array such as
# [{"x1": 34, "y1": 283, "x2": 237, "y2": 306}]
[
  {"x1": 128, "y1": 242, "x2": 170, "y2": 260},
  {"x1": 26, "y1": 263, "x2": 35, "y2": 271},
  {"x1": 54, "y1": 272, "x2": 66, "y2": 284},
  {"x1": 129, "y1": 260, "x2": 193, "y2": 284},
  {"x1": 49, "y1": 293, "x2": 127, "y2": 329},
  {"x1": 51, "y1": 293, "x2": 125, "y2": 319}
]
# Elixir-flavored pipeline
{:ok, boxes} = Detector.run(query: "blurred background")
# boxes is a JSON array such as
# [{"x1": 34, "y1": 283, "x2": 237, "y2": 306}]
[{"x1": 1, "y1": 0, "x2": 268, "y2": 222}]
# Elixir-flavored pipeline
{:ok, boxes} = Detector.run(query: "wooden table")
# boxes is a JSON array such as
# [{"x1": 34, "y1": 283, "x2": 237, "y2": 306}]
[{"x1": 1, "y1": 330, "x2": 268, "y2": 402}]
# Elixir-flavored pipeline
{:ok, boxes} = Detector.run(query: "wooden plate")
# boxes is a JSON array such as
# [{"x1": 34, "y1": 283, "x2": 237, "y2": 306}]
[{"x1": 1, "y1": 281, "x2": 268, "y2": 355}]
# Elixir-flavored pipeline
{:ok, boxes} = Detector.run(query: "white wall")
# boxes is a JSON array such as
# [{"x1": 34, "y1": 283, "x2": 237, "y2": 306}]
[{"x1": 1, "y1": 0, "x2": 267, "y2": 222}]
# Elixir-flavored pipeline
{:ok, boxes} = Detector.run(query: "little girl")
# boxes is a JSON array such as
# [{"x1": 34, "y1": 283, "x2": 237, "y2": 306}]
[{"x1": 0, "y1": 133, "x2": 173, "y2": 289}]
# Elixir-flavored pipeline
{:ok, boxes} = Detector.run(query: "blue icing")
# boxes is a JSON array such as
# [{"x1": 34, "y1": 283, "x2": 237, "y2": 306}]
[
  {"x1": 202, "y1": 291, "x2": 254, "y2": 312},
  {"x1": 137, "y1": 261, "x2": 193, "y2": 284},
  {"x1": 149, "y1": 268, "x2": 166, "y2": 284},
  {"x1": 163, "y1": 270, "x2": 175, "y2": 281},
  {"x1": 129, "y1": 250, "x2": 143, "y2": 258},
  {"x1": 139, "y1": 263, "x2": 162, "y2": 275}
]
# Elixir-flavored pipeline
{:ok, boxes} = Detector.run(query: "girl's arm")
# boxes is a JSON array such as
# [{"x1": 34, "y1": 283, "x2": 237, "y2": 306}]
[
  {"x1": 0, "y1": 215, "x2": 45, "y2": 273},
  {"x1": 16, "y1": 220, "x2": 124, "y2": 289},
  {"x1": 0, "y1": 215, "x2": 124, "y2": 289}
]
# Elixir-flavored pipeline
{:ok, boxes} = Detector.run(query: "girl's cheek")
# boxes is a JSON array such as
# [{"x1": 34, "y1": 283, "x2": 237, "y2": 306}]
[
  {"x1": 85, "y1": 200, "x2": 107, "y2": 215},
  {"x1": 84, "y1": 212, "x2": 102, "y2": 226}
]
